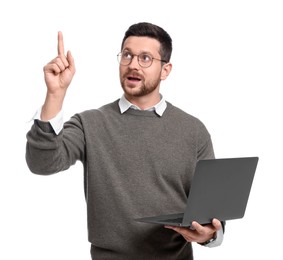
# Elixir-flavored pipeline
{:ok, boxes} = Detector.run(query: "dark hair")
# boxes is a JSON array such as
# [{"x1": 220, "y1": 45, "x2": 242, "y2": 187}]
[{"x1": 121, "y1": 22, "x2": 172, "y2": 62}]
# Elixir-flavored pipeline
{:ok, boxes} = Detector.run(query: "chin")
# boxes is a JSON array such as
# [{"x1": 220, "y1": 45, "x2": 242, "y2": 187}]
[
  {"x1": 125, "y1": 90, "x2": 143, "y2": 98},
  {"x1": 122, "y1": 85, "x2": 142, "y2": 97}
]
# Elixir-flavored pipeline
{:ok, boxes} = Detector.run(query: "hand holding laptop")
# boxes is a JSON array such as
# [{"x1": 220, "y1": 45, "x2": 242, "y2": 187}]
[{"x1": 165, "y1": 218, "x2": 222, "y2": 244}]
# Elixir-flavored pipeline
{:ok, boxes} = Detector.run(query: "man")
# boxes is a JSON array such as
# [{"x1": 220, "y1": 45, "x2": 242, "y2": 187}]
[{"x1": 26, "y1": 22, "x2": 224, "y2": 259}]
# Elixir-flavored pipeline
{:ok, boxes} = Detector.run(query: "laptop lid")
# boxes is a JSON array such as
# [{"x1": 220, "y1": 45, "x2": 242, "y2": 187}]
[
  {"x1": 181, "y1": 157, "x2": 259, "y2": 226},
  {"x1": 135, "y1": 157, "x2": 259, "y2": 227}
]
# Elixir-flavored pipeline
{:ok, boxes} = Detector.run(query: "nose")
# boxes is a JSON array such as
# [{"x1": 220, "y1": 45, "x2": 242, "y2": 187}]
[{"x1": 129, "y1": 55, "x2": 140, "y2": 69}]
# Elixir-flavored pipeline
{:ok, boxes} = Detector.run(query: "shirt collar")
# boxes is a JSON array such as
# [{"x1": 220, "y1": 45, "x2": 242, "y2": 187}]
[{"x1": 118, "y1": 94, "x2": 167, "y2": 116}]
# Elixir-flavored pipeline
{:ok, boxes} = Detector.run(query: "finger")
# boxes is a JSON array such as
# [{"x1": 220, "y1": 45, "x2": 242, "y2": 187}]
[
  {"x1": 165, "y1": 226, "x2": 190, "y2": 237},
  {"x1": 57, "y1": 31, "x2": 65, "y2": 56},
  {"x1": 51, "y1": 57, "x2": 68, "y2": 71},
  {"x1": 191, "y1": 221, "x2": 205, "y2": 234},
  {"x1": 164, "y1": 225, "x2": 178, "y2": 231},
  {"x1": 212, "y1": 218, "x2": 222, "y2": 230},
  {"x1": 164, "y1": 226, "x2": 195, "y2": 242},
  {"x1": 44, "y1": 62, "x2": 62, "y2": 75},
  {"x1": 66, "y1": 51, "x2": 76, "y2": 74}
]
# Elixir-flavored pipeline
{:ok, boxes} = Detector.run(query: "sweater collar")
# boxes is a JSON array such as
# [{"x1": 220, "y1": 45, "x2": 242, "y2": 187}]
[{"x1": 118, "y1": 94, "x2": 167, "y2": 116}]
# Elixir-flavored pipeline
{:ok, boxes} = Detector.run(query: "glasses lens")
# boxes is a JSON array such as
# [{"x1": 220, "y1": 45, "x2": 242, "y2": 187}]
[
  {"x1": 118, "y1": 52, "x2": 132, "y2": 66},
  {"x1": 138, "y1": 54, "x2": 152, "y2": 68}
]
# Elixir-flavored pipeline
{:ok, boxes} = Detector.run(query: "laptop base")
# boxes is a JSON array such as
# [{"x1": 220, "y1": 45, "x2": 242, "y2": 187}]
[{"x1": 135, "y1": 213, "x2": 186, "y2": 226}]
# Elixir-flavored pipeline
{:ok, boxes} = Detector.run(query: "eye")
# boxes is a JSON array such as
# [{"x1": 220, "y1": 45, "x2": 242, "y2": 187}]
[
  {"x1": 139, "y1": 53, "x2": 152, "y2": 63},
  {"x1": 122, "y1": 51, "x2": 132, "y2": 60}
]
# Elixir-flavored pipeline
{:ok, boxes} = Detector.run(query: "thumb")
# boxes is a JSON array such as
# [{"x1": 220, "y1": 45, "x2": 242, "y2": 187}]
[
  {"x1": 66, "y1": 50, "x2": 76, "y2": 74},
  {"x1": 212, "y1": 219, "x2": 222, "y2": 230}
]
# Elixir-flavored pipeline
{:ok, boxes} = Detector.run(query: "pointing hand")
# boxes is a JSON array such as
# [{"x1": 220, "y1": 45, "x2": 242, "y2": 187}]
[{"x1": 43, "y1": 31, "x2": 76, "y2": 95}]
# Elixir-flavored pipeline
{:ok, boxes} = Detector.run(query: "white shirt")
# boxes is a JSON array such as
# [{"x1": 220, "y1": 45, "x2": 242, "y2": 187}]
[{"x1": 118, "y1": 94, "x2": 167, "y2": 116}]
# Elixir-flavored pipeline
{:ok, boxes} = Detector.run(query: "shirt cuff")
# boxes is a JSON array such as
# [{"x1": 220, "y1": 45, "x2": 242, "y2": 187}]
[
  {"x1": 204, "y1": 227, "x2": 224, "y2": 248},
  {"x1": 33, "y1": 106, "x2": 64, "y2": 135}
]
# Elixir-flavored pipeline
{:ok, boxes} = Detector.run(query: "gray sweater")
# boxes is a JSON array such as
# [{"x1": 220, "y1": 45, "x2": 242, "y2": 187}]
[{"x1": 26, "y1": 100, "x2": 215, "y2": 259}]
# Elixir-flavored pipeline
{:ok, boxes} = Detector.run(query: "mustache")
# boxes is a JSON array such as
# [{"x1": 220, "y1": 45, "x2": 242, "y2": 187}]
[{"x1": 123, "y1": 69, "x2": 144, "y2": 80}]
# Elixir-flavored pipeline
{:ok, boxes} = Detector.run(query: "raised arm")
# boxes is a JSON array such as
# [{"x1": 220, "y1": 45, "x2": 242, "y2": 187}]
[{"x1": 41, "y1": 31, "x2": 76, "y2": 121}]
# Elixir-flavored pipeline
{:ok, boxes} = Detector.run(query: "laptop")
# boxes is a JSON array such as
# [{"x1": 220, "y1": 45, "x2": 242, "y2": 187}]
[{"x1": 135, "y1": 157, "x2": 259, "y2": 227}]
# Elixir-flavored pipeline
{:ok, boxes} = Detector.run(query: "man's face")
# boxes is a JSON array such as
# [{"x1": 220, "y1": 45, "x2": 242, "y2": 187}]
[{"x1": 119, "y1": 36, "x2": 164, "y2": 99}]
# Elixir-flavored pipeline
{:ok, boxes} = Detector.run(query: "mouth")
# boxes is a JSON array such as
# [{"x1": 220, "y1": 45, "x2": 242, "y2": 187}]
[{"x1": 127, "y1": 75, "x2": 142, "y2": 82}]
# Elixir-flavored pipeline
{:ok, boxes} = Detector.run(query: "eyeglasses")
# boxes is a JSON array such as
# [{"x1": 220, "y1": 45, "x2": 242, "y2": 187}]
[{"x1": 117, "y1": 51, "x2": 167, "y2": 68}]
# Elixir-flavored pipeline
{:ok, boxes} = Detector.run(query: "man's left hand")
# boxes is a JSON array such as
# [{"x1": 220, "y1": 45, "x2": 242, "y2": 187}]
[{"x1": 164, "y1": 218, "x2": 222, "y2": 243}]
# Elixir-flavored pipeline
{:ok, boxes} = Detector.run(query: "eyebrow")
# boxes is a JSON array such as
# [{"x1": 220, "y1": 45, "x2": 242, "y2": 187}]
[{"x1": 122, "y1": 48, "x2": 155, "y2": 56}]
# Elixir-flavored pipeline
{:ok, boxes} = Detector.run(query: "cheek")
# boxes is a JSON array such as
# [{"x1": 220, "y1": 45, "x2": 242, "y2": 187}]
[
  {"x1": 152, "y1": 68, "x2": 163, "y2": 81},
  {"x1": 119, "y1": 66, "x2": 125, "y2": 78},
  {"x1": 147, "y1": 67, "x2": 160, "y2": 78}
]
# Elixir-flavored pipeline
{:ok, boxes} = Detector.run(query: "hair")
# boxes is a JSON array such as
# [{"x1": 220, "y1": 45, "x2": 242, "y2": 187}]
[{"x1": 121, "y1": 22, "x2": 172, "y2": 63}]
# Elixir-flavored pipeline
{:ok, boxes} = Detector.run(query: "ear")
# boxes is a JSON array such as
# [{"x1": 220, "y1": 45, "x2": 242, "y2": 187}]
[{"x1": 160, "y1": 62, "x2": 172, "y2": 80}]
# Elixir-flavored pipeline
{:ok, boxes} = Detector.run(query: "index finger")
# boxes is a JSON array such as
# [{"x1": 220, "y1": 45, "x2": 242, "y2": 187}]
[{"x1": 57, "y1": 31, "x2": 65, "y2": 56}]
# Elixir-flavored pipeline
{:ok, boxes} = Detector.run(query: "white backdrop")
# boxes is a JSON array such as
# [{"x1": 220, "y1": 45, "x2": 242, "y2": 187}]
[{"x1": 1, "y1": 0, "x2": 282, "y2": 259}]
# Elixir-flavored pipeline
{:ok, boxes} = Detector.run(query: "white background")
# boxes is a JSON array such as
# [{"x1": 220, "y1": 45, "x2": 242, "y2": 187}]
[{"x1": 1, "y1": 0, "x2": 282, "y2": 259}]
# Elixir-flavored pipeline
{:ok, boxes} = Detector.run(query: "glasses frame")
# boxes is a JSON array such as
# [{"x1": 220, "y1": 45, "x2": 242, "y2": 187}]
[{"x1": 117, "y1": 51, "x2": 168, "y2": 68}]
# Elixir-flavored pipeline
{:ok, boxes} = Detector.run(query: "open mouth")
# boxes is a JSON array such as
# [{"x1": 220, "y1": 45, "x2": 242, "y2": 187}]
[{"x1": 127, "y1": 76, "x2": 142, "y2": 82}]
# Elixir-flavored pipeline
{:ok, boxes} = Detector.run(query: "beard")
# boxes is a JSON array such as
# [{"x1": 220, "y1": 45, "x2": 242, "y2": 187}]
[{"x1": 120, "y1": 70, "x2": 161, "y2": 97}]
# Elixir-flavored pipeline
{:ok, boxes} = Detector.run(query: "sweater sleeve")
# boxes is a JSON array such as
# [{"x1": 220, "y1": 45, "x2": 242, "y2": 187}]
[
  {"x1": 196, "y1": 120, "x2": 215, "y2": 160},
  {"x1": 25, "y1": 114, "x2": 85, "y2": 175}
]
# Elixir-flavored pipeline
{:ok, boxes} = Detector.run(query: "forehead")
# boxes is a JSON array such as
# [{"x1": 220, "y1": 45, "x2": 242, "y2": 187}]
[{"x1": 122, "y1": 36, "x2": 161, "y2": 54}]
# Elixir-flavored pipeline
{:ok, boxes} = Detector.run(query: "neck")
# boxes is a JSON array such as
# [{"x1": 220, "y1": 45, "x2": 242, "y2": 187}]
[{"x1": 124, "y1": 92, "x2": 161, "y2": 110}]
